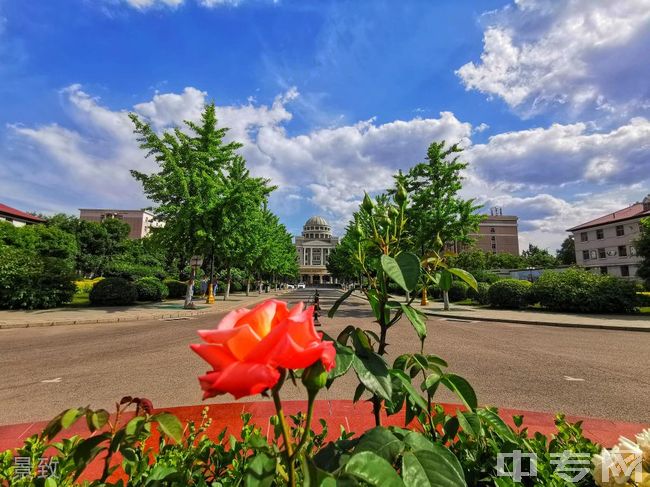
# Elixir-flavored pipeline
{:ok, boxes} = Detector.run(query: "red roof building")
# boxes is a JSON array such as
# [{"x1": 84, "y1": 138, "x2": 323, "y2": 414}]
[
  {"x1": 567, "y1": 195, "x2": 650, "y2": 279},
  {"x1": 0, "y1": 203, "x2": 45, "y2": 226}
]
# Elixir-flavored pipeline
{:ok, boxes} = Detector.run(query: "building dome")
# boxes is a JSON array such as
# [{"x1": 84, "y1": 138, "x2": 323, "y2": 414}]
[{"x1": 302, "y1": 216, "x2": 332, "y2": 239}]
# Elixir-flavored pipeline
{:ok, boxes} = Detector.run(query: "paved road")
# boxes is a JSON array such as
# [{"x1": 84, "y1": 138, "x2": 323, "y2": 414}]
[{"x1": 1, "y1": 289, "x2": 649, "y2": 425}]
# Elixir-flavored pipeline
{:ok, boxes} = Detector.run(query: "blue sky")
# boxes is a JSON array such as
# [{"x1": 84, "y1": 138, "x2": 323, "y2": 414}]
[{"x1": 1, "y1": 0, "x2": 649, "y2": 250}]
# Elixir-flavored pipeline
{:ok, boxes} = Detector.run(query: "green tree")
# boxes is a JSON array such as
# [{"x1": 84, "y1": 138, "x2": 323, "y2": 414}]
[
  {"x1": 556, "y1": 236, "x2": 576, "y2": 265},
  {"x1": 396, "y1": 141, "x2": 484, "y2": 255},
  {"x1": 636, "y1": 217, "x2": 650, "y2": 288},
  {"x1": 326, "y1": 231, "x2": 360, "y2": 284},
  {"x1": 130, "y1": 103, "x2": 241, "y2": 308},
  {"x1": 522, "y1": 243, "x2": 558, "y2": 268},
  {"x1": 449, "y1": 249, "x2": 487, "y2": 271}
]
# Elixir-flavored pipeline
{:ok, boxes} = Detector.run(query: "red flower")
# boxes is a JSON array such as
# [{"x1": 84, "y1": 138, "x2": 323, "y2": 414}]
[{"x1": 191, "y1": 300, "x2": 335, "y2": 399}]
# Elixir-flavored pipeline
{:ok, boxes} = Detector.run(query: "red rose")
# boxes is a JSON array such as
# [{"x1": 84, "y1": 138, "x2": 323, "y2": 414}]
[{"x1": 191, "y1": 300, "x2": 335, "y2": 399}]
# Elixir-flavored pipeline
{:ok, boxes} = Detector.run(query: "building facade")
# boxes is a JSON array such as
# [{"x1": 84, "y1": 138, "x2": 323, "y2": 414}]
[
  {"x1": 79, "y1": 209, "x2": 159, "y2": 239},
  {"x1": 0, "y1": 203, "x2": 45, "y2": 227},
  {"x1": 294, "y1": 216, "x2": 339, "y2": 285},
  {"x1": 452, "y1": 208, "x2": 520, "y2": 255},
  {"x1": 567, "y1": 195, "x2": 650, "y2": 279}
]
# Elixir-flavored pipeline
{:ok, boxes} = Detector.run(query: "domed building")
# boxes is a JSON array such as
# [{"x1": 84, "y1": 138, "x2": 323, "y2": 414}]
[{"x1": 294, "y1": 216, "x2": 339, "y2": 285}]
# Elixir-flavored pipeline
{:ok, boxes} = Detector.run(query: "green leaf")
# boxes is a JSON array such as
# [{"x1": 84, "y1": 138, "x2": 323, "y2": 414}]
[
  {"x1": 403, "y1": 431, "x2": 436, "y2": 453},
  {"x1": 448, "y1": 267, "x2": 478, "y2": 291},
  {"x1": 244, "y1": 452, "x2": 276, "y2": 487},
  {"x1": 343, "y1": 451, "x2": 404, "y2": 486},
  {"x1": 61, "y1": 408, "x2": 85, "y2": 429},
  {"x1": 327, "y1": 340, "x2": 354, "y2": 380},
  {"x1": 89, "y1": 410, "x2": 110, "y2": 432},
  {"x1": 355, "y1": 427, "x2": 404, "y2": 463},
  {"x1": 352, "y1": 353, "x2": 392, "y2": 401},
  {"x1": 400, "y1": 304, "x2": 427, "y2": 342},
  {"x1": 438, "y1": 270, "x2": 452, "y2": 291},
  {"x1": 153, "y1": 412, "x2": 183, "y2": 443},
  {"x1": 390, "y1": 370, "x2": 428, "y2": 412},
  {"x1": 328, "y1": 288, "x2": 354, "y2": 318},
  {"x1": 441, "y1": 374, "x2": 477, "y2": 410},
  {"x1": 381, "y1": 253, "x2": 420, "y2": 292},
  {"x1": 456, "y1": 410, "x2": 482, "y2": 437},
  {"x1": 401, "y1": 446, "x2": 465, "y2": 487},
  {"x1": 44, "y1": 477, "x2": 58, "y2": 487},
  {"x1": 353, "y1": 383, "x2": 366, "y2": 403},
  {"x1": 477, "y1": 408, "x2": 518, "y2": 443}
]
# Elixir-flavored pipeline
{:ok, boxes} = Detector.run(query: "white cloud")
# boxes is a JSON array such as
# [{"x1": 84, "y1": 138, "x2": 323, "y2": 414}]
[
  {"x1": 457, "y1": 0, "x2": 650, "y2": 118},
  {"x1": 4, "y1": 84, "x2": 648, "y2": 251},
  {"x1": 115, "y1": 0, "x2": 263, "y2": 9}
]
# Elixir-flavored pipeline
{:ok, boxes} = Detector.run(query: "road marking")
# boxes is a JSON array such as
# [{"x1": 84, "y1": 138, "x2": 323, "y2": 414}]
[
  {"x1": 41, "y1": 377, "x2": 62, "y2": 383},
  {"x1": 563, "y1": 376, "x2": 585, "y2": 382}
]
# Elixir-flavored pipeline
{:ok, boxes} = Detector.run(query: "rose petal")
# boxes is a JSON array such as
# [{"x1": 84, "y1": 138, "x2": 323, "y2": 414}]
[
  {"x1": 199, "y1": 363, "x2": 280, "y2": 399},
  {"x1": 190, "y1": 343, "x2": 237, "y2": 370},
  {"x1": 235, "y1": 300, "x2": 289, "y2": 338},
  {"x1": 218, "y1": 307, "x2": 251, "y2": 330},
  {"x1": 198, "y1": 325, "x2": 261, "y2": 360}
]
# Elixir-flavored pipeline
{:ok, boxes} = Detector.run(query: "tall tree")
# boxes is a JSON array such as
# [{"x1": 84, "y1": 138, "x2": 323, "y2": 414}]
[
  {"x1": 522, "y1": 243, "x2": 558, "y2": 268},
  {"x1": 130, "y1": 103, "x2": 241, "y2": 308},
  {"x1": 556, "y1": 236, "x2": 576, "y2": 265},
  {"x1": 397, "y1": 141, "x2": 484, "y2": 256},
  {"x1": 636, "y1": 217, "x2": 650, "y2": 288}
]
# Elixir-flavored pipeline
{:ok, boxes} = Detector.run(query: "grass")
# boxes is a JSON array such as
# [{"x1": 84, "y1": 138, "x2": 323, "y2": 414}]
[
  {"x1": 640, "y1": 307, "x2": 650, "y2": 314},
  {"x1": 67, "y1": 292, "x2": 90, "y2": 307}
]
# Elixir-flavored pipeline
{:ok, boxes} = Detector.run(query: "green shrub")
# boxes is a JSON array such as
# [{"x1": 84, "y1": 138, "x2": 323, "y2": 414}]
[
  {"x1": 487, "y1": 279, "x2": 532, "y2": 309},
  {"x1": 89, "y1": 277, "x2": 137, "y2": 306},
  {"x1": 74, "y1": 277, "x2": 104, "y2": 293},
  {"x1": 165, "y1": 279, "x2": 188, "y2": 299},
  {"x1": 471, "y1": 269, "x2": 502, "y2": 284},
  {"x1": 532, "y1": 269, "x2": 637, "y2": 313},
  {"x1": 135, "y1": 277, "x2": 168, "y2": 302},
  {"x1": 468, "y1": 281, "x2": 490, "y2": 304},
  {"x1": 448, "y1": 281, "x2": 468, "y2": 302},
  {"x1": 0, "y1": 247, "x2": 76, "y2": 309},
  {"x1": 637, "y1": 292, "x2": 650, "y2": 307},
  {"x1": 103, "y1": 261, "x2": 167, "y2": 281}
]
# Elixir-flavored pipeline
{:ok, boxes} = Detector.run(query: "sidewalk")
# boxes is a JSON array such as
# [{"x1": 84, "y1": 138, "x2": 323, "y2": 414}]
[
  {"x1": 0, "y1": 291, "x2": 288, "y2": 329},
  {"x1": 349, "y1": 291, "x2": 650, "y2": 332}
]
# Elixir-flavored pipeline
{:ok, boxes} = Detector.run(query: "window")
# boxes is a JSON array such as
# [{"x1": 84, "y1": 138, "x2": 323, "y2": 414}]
[
  {"x1": 616, "y1": 225, "x2": 624, "y2": 236},
  {"x1": 618, "y1": 245, "x2": 627, "y2": 257},
  {"x1": 582, "y1": 250, "x2": 590, "y2": 260},
  {"x1": 596, "y1": 229, "x2": 604, "y2": 239},
  {"x1": 490, "y1": 227, "x2": 495, "y2": 233},
  {"x1": 598, "y1": 248, "x2": 606, "y2": 259},
  {"x1": 580, "y1": 232, "x2": 588, "y2": 242},
  {"x1": 491, "y1": 236, "x2": 496, "y2": 241},
  {"x1": 620, "y1": 265, "x2": 630, "y2": 277},
  {"x1": 600, "y1": 266, "x2": 608, "y2": 275},
  {"x1": 491, "y1": 243, "x2": 496, "y2": 250}
]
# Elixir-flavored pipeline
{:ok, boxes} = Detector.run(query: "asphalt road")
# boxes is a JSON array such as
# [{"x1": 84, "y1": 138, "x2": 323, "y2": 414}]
[{"x1": 1, "y1": 289, "x2": 649, "y2": 425}]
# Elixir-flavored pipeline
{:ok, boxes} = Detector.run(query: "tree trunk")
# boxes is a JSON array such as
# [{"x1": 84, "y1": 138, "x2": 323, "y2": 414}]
[
  {"x1": 184, "y1": 267, "x2": 196, "y2": 309},
  {"x1": 246, "y1": 278, "x2": 250, "y2": 296},
  {"x1": 224, "y1": 267, "x2": 231, "y2": 300},
  {"x1": 443, "y1": 290, "x2": 450, "y2": 311}
]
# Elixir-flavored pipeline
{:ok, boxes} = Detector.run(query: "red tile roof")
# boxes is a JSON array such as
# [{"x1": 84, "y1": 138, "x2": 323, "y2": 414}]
[
  {"x1": 0, "y1": 203, "x2": 45, "y2": 223},
  {"x1": 567, "y1": 202, "x2": 650, "y2": 231}
]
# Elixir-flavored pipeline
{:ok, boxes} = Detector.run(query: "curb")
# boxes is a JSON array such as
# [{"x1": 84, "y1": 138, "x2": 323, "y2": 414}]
[
  {"x1": 422, "y1": 310, "x2": 650, "y2": 333},
  {"x1": 0, "y1": 292, "x2": 290, "y2": 330},
  {"x1": 343, "y1": 290, "x2": 650, "y2": 333}
]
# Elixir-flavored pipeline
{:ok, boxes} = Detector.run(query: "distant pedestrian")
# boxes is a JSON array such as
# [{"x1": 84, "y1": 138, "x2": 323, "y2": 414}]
[
  {"x1": 200, "y1": 277, "x2": 208, "y2": 297},
  {"x1": 213, "y1": 279, "x2": 219, "y2": 297}
]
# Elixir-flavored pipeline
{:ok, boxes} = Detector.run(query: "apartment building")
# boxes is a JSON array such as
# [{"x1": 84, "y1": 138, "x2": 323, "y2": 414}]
[
  {"x1": 0, "y1": 203, "x2": 45, "y2": 227},
  {"x1": 79, "y1": 209, "x2": 159, "y2": 239},
  {"x1": 567, "y1": 195, "x2": 650, "y2": 279}
]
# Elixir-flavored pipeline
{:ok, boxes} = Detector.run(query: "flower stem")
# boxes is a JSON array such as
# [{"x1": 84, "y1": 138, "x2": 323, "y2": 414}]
[
  {"x1": 290, "y1": 389, "x2": 317, "y2": 461},
  {"x1": 271, "y1": 386, "x2": 295, "y2": 487}
]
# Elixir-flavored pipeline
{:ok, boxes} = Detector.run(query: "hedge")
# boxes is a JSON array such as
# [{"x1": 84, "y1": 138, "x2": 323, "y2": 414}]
[
  {"x1": 103, "y1": 261, "x2": 167, "y2": 281},
  {"x1": 89, "y1": 277, "x2": 137, "y2": 306},
  {"x1": 471, "y1": 269, "x2": 502, "y2": 284},
  {"x1": 532, "y1": 269, "x2": 637, "y2": 313},
  {"x1": 165, "y1": 279, "x2": 188, "y2": 299},
  {"x1": 0, "y1": 247, "x2": 76, "y2": 310},
  {"x1": 468, "y1": 281, "x2": 490, "y2": 304},
  {"x1": 448, "y1": 281, "x2": 469, "y2": 302},
  {"x1": 135, "y1": 277, "x2": 169, "y2": 302},
  {"x1": 487, "y1": 279, "x2": 532, "y2": 309}
]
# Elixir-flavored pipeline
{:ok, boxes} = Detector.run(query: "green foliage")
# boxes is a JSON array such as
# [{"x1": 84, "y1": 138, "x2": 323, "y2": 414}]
[
  {"x1": 487, "y1": 279, "x2": 532, "y2": 309},
  {"x1": 164, "y1": 279, "x2": 187, "y2": 299},
  {"x1": 637, "y1": 217, "x2": 650, "y2": 289},
  {"x1": 532, "y1": 268, "x2": 638, "y2": 313},
  {"x1": 448, "y1": 280, "x2": 468, "y2": 302},
  {"x1": 556, "y1": 235, "x2": 577, "y2": 265},
  {"x1": 89, "y1": 277, "x2": 137, "y2": 306},
  {"x1": 134, "y1": 277, "x2": 168, "y2": 302},
  {"x1": 467, "y1": 281, "x2": 490, "y2": 304},
  {"x1": 470, "y1": 269, "x2": 502, "y2": 284},
  {"x1": 521, "y1": 243, "x2": 558, "y2": 268},
  {"x1": 103, "y1": 260, "x2": 166, "y2": 281},
  {"x1": 0, "y1": 246, "x2": 77, "y2": 309}
]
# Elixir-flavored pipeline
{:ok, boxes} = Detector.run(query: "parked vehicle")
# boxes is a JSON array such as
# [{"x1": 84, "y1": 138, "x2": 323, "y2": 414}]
[{"x1": 297, "y1": 283, "x2": 306, "y2": 289}]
